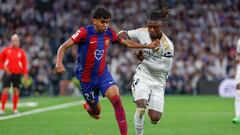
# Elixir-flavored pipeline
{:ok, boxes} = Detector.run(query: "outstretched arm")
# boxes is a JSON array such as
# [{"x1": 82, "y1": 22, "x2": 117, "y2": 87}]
[
  {"x1": 118, "y1": 30, "x2": 160, "y2": 49},
  {"x1": 113, "y1": 29, "x2": 160, "y2": 49},
  {"x1": 121, "y1": 39, "x2": 160, "y2": 49},
  {"x1": 55, "y1": 38, "x2": 75, "y2": 74}
]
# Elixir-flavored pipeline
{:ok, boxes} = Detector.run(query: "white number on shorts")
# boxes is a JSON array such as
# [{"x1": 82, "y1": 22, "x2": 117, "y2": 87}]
[{"x1": 84, "y1": 91, "x2": 95, "y2": 101}]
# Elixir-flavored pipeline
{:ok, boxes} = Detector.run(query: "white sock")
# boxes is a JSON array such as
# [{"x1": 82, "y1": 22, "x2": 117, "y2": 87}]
[
  {"x1": 235, "y1": 90, "x2": 240, "y2": 117},
  {"x1": 134, "y1": 108, "x2": 145, "y2": 135}
]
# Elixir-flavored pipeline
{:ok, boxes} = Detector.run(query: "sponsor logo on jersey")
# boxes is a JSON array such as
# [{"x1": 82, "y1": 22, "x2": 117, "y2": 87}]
[{"x1": 90, "y1": 41, "x2": 96, "y2": 44}]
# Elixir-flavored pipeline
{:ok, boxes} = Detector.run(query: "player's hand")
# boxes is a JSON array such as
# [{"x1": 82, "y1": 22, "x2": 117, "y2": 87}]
[
  {"x1": 135, "y1": 50, "x2": 144, "y2": 62},
  {"x1": 55, "y1": 63, "x2": 66, "y2": 75},
  {"x1": 23, "y1": 74, "x2": 28, "y2": 82},
  {"x1": 147, "y1": 39, "x2": 160, "y2": 49},
  {"x1": 3, "y1": 66, "x2": 11, "y2": 76}
]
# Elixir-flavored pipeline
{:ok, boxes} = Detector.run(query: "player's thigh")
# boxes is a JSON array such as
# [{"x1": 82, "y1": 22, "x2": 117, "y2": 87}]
[
  {"x1": 98, "y1": 71, "x2": 119, "y2": 99},
  {"x1": 12, "y1": 74, "x2": 22, "y2": 89},
  {"x1": 132, "y1": 74, "x2": 151, "y2": 102},
  {"x1": 80, "y1": 81, "x2": 100, "y2": 107},
  {"x1": 148, "y1": 84, "x2": 165, "y2": 113}
]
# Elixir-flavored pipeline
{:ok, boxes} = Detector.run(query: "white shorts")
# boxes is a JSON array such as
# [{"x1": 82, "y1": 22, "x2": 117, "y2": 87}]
[
  {"x1": 236, "y1": 64, "x2": 240, "y2": 84},
  {"x1": 131, "y1": 71, "x2": 165, "y2": 113}
]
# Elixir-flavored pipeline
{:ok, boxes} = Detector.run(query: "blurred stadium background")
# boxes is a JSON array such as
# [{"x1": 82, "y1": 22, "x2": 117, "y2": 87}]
[{"x1": 0, "y1": 0, "x2": 240, "y2": 134}]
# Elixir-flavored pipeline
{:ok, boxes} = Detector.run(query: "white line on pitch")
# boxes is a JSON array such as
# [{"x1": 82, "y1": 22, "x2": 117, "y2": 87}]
[{"x1": 0, "y1": 100, "x2": 85, "y2": 121}]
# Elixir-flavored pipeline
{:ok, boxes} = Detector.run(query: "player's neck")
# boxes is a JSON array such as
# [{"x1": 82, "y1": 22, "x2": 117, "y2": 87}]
[
  {"x1": 93, "y1": 25, "x2": 102, "y2": 34},
  {"x1": 151, "y1": 32, "x2": 162, "y2": 41}
]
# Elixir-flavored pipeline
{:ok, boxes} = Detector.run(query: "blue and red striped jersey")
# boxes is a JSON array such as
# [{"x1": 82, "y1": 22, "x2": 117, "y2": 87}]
[{"x1": 71, "y1": 25, "x2": 120, "y2": 82}]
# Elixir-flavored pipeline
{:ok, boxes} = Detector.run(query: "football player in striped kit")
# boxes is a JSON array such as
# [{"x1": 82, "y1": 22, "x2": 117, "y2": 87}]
[{"x1": 55, "y1": 7, "x2": 159, "y2": 135}]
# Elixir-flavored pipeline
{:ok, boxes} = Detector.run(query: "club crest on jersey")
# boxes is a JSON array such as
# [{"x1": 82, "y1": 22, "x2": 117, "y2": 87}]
[
  {"x1": 105, "y1": 39, "x2": 110, "y2": 46},
  {"x1": 94, "y1": 49, "x2": 104, "y2": 61}
]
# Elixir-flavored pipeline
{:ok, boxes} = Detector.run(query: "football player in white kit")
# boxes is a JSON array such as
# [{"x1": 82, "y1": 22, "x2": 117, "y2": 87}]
[
  {"x1": 233, "y1": 38, "x2": 240, "y2": 124},
  {"x1": 119, "y1": 10, "x2": 174, "y2": 134}
]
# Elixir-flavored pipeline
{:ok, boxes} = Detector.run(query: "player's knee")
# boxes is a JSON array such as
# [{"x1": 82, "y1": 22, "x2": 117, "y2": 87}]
[
  {"x1": 149, "y1": 113, "x2": 162, "y2": 124},
  {"x1": 2, "y1": 88, "x2": 9, "y2": 94},
  {"x1": 136, "y1": 99, "x2": 147, "y2": 109},
  {"x1": 150, "y1": 116, "x2": 161, "y2": 124},
  {"x1": 136, "y1": 108, "x2": 146, "y2": 118}
]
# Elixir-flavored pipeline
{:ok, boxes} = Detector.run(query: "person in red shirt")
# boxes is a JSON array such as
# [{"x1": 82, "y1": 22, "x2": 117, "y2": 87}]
[{"x1": 0, "y1": 34, "x2": 28, "y2": 115}]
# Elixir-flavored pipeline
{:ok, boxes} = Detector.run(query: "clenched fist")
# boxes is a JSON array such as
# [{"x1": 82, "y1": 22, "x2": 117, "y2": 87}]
[{"x1": 55, "y1": 62, "x2": 65, "y2": 75}]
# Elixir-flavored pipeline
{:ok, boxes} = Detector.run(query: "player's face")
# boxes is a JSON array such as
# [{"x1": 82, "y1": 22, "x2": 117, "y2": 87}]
[
  {"x1": 147, "y1": 20, "x2": 161, "y2": 40},
  {"x1": 93, "y1": 18, "x2": 110, "y2": 33},
  {"x1": 11, "y1": 35, "x2": 20, "y2": 48}
]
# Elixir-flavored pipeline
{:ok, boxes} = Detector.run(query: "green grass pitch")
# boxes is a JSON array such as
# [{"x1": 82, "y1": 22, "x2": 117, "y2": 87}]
[{"x1": 0, "y1": 95, "x2": 240, "y2": 135}]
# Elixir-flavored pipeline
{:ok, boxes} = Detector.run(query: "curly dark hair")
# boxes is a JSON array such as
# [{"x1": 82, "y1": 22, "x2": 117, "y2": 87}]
[
  {"x1": 92, "y1": 7, "x2": 112, "y2": 19},
  {"x1": 148, "y1": 9, "x2": 169, "y2": 22}
]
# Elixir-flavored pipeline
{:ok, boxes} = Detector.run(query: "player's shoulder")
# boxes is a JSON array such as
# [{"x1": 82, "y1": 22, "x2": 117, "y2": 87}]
[
  {"x1": 161, "y1": 33, "x2": 174, "y2": 51},
  {"x1": 105, "y1": 27, "x2": 118, "y2": 37},
  {"x1": 127, "y1": 27, "x2": 148, "y2": 38},
  {"x1": 80, "y1": 25, "x2": 90, "y2": 33},
  {"x1": 2, "y1": 46, "x2": 11, "y2": 52},
  {"x1": 136, "y1": 27, "x2": 148, "y2": 32},
  {"x1": 106, "y1": 27, "x2": 115, "y2": 33},
  {"x1": 132, "y1": 28, "x2": 148, "y2": 35}
]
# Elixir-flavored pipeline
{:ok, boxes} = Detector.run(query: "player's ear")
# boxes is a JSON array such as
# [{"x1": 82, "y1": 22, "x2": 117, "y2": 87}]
[{"x1": 92, "y1": 18, "x2": 97, "y2": 25}]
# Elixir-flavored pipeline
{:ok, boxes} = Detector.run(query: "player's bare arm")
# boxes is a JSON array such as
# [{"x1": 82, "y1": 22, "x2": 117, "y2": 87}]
[
  {"x1": 55, "y1": 38, "x2": 75, "y2": 74},
  {"x1": 121, "y1": 39, "x2": 160, "y2": 49}
]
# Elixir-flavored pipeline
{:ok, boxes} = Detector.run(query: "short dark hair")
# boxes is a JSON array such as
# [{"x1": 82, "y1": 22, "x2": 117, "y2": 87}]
[
  {"x1": 148, "y1": 10, "x2": 168, "y2": 21},
  {"x1": 92, "y1": 7, "x2": 112, "y2": 19}
]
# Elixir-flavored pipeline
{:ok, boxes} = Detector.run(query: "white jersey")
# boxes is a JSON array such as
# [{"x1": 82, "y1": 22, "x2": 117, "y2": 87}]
[
  {"x1": 128, "y1": 28, "x2": 174, "y2": 83},
  {"x1": 236, "y1": 39, "x2": 240, "y2": 84},
  {"x1": 237, "y1": 39, "x2": 240, "y2": 53}
]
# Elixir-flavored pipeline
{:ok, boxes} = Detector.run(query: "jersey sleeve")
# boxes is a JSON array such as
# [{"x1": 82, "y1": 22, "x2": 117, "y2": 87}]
[
  {"x1": 0, "y1": 52, "x2": 3, "y2": 69},
  {"x1": 127, "y1": 29, "x2": 140, "y2": 41},
  {"x1": 0, "y1": 48, "x2": 7, "y2": 69},
  {"x1": 70, "y1": 27, "x2": 87, "y2": 44},
  {"x1": 110, "y1": 28, "x2": 122, "y2": 44}
]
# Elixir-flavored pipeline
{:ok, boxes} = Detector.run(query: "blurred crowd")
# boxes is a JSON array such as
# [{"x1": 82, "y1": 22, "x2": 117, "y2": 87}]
[{"x1": 0, "y1": 0, "x2": 239, "y2": 96}]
